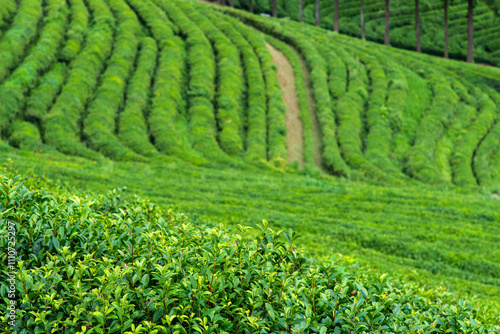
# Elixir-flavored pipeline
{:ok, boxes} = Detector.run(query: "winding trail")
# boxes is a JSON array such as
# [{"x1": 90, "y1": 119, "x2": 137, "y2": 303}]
[{"x1": 266, "y1": 42, "x2": 304, "y2": 168}]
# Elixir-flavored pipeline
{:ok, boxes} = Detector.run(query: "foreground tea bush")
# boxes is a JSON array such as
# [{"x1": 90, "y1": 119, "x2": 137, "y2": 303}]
[{"x1": 0, "y1": 174, "x2": 498, "y2": 333}]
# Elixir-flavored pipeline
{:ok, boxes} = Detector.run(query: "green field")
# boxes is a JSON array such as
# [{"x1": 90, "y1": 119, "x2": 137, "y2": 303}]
[{"x1": 0, "y1": 0, "x2": 500, "y2": 331}]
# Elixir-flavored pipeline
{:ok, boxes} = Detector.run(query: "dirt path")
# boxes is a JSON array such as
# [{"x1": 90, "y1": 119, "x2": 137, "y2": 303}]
[{"x1": 266, "y1": 43, "x2": 305, "y2": 168}]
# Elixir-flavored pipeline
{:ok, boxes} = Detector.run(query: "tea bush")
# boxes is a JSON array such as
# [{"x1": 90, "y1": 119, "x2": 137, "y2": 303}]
[
  {"x1": 406, "y1": 74, "x2": 458, "y2": 185},
  {"x1": 348, "y1": 45, "x2": 407, "y2": 180},
  {"x1": 8, "y1": 121, "x2": 42, "y2": 151},
  {"x1": 333, "y1": 45, "x2": 393, "y2": 182},
  {"x1": 238, "y1": 29, "x2": 287, "y2": 167},
  {"x1": 43, "y1": 0, "x2": 114, "y2": 161},
  {"x1": 1, "y1": 173, "x2": 499, "y2": 333},
  {"x1": 234, "y1": 22, "x2": 287, "y2": 167}
]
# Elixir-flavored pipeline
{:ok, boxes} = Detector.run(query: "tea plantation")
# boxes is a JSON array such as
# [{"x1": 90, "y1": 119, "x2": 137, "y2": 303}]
[
  {"x1": 0, "y1": 0, "x2": 500, "y2": 332},
  {"x1": 211, "y1": 0, "x2": 500, "y2": 66}
]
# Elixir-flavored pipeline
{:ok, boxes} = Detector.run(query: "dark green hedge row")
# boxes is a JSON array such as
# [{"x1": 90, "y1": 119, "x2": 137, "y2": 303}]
[
  {"x1": 59, "y1": 0, "x2": 89, "y2": 62},
  {"x1": 83, "y1": 0, "x2": 144, "y2": 162},
  {"x1": 156, "y1": 0, "x2": 233, "y2": 164},
  {"x1": 0, "y1": 0, "x2": 42, "y2": 84},
  {"x1": 24, "y1": 63, "x2": 67, "y2": 126},
  {"x1": 205, "y1": 11, "x2": 268, "y2": 164},
  {"x1": 44, "y1": 0, "x2": 114, "y2": 161},
  {"x1": 118, "y1": 37, "x2": 159, "y2": 157},
  {"x1": 176, "y1": 0, "x2": 245, "y2": 157},
  {"x1": 0, "y1": 0, "x2": 64, "y2": 135}
]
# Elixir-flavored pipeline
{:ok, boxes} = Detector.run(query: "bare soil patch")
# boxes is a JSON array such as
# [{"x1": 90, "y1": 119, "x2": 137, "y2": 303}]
[{"x1": 266, "y1": 43, "x2": 305, "y2": 168}]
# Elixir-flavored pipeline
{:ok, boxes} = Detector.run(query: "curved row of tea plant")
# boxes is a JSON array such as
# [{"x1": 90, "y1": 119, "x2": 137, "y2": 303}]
[
  {"x1": 59, "y1": 0, "x2": 89, "y2": 62},
  {"x1": 175, "y1": 0, "x2": 245, "y2": 157},
  {"x1": 473, "y1": 87, "x2": 500, "y2": 192},
  {"x1": 0, "y1": 0, "x2": 42, "y2": 84},
  {"x1": 204, "y1": 10, "x2": 268, "y2": 164},
  {"x1": 24, "y1": 63, "x2": 67, "y2": 127},
  {"x1": 1, "y1": 0, "x2": 499, "y2": 187},
  {"x1": 157, "y1": 0, "x2": 232, "y2": 164},
  {"x1": 83, "y1": 0, "x2": 144, "y2": 162},
  {"x1": 1, "y1": 173, "x2": 499, "y2": 332},
  {"x1": 43, "y1": 0, "x2": 115, "y2": 161},
  {"x1": 0, "y1": 0, "x2": 67, "y2": 138},
  {"x1": 118, "y1": 37, "x2": 159, "y2": 157},
  {"x1": 126, "y1": 0, "x2": 205, "y2": 164},
  {"x1": 231, "y1": 11, "x2": 351, "y2": 176},
  {"x1": 334, "y1": 30, "x2": 500, "y2": 188}
]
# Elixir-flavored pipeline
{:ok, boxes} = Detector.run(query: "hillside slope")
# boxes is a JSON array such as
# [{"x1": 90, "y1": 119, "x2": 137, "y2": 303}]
[{"x1": 0, "y1": 0, "x2": 499, "y2": 329}]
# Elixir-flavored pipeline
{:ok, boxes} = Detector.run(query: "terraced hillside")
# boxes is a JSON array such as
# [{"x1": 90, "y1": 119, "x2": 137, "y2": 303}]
[
  {"x1": 2, "y1": 0, "x2": 500, "y2": 189},
  {"x1": 210, "y1": 0, "x2": 500, "y2": 65},
  {"x1": 0, "y1": 0, "x2": 500, "y2": 329}
]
